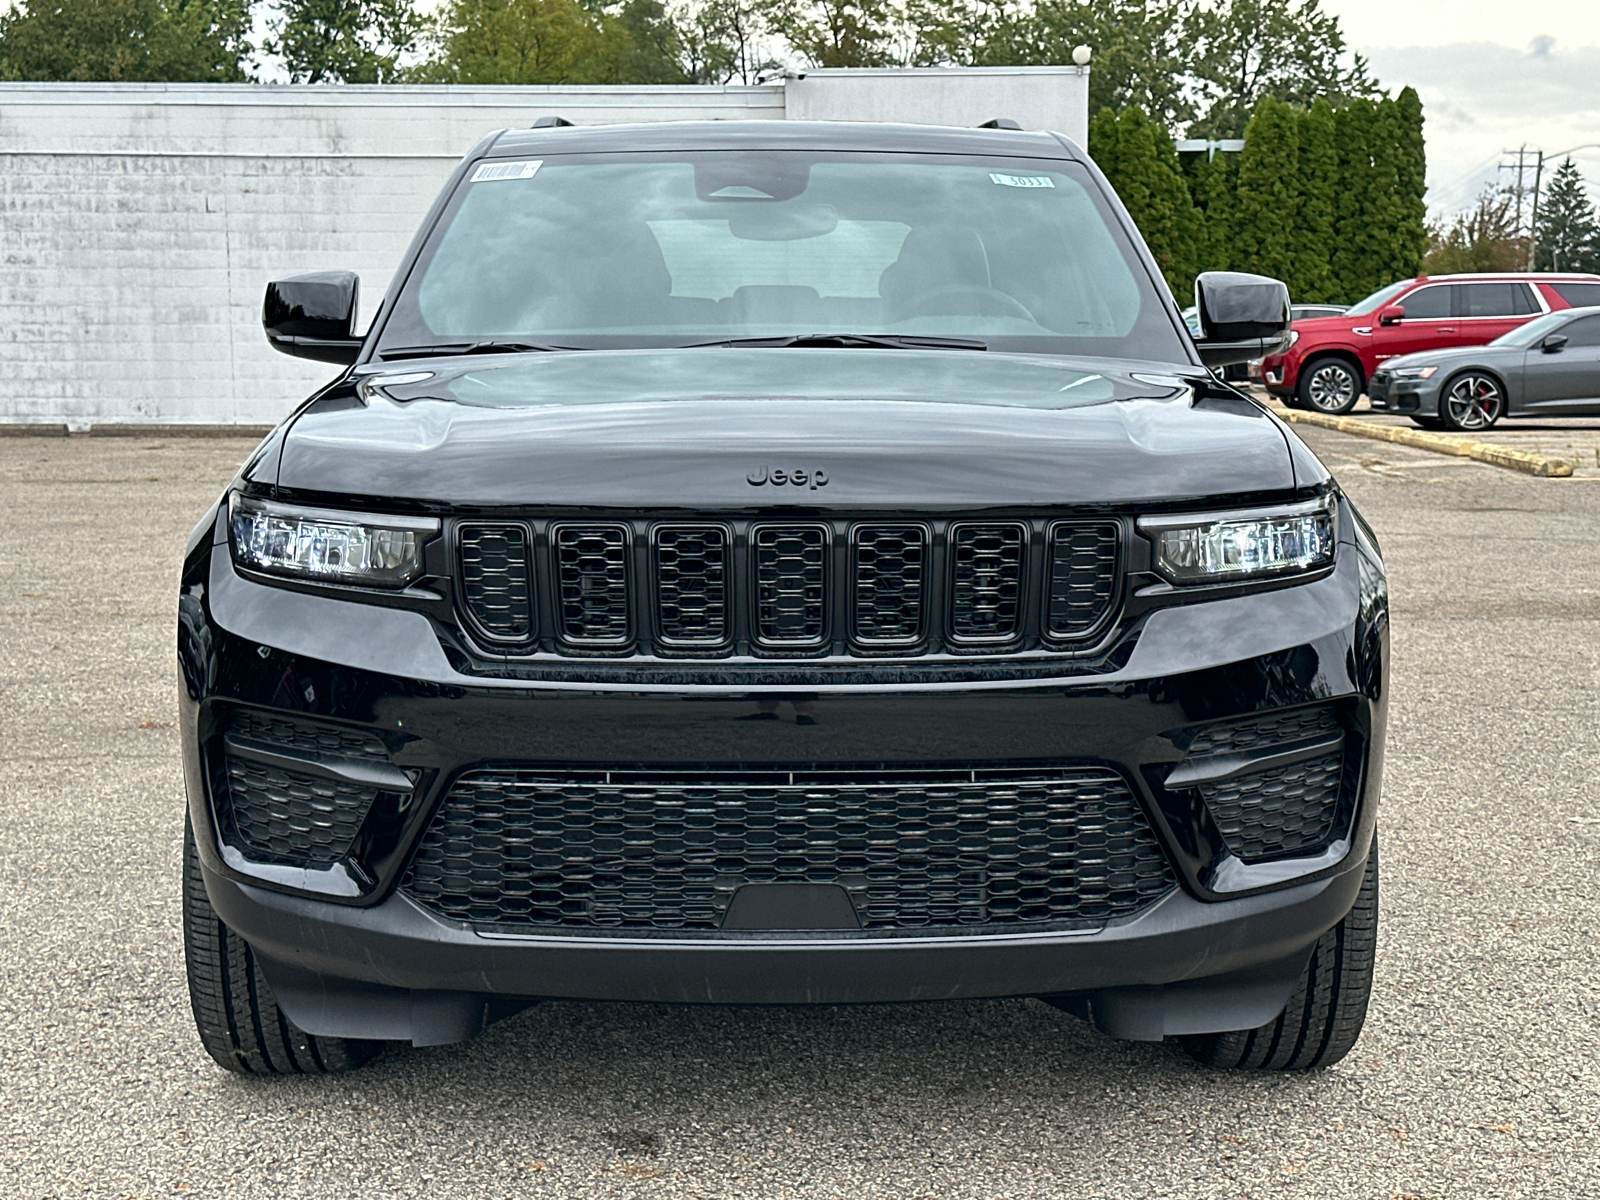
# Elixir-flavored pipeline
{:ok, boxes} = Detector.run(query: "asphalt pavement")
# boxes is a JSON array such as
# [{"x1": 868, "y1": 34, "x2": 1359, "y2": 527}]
[{"x1": 1, "y1": 428, "x2": 1597, "y2": 1199}]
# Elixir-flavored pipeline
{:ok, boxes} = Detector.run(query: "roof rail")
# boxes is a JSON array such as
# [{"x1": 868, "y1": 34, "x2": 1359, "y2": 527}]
[
  {"x1": 531, "y1": 115, "x2": 575, "y2": 129},
  {"x1": 979, "y1": 118, "x2": 1022, "y2": 130}
]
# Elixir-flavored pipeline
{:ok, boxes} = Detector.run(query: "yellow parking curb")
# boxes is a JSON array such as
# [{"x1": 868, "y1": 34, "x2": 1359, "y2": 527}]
[{"x1": 1268, "y1": 406, "x2": 1575, "y2": 478}]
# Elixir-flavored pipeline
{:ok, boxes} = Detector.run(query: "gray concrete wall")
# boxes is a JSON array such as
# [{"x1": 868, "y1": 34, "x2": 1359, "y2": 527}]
[{"x1": 0, "y1": 74, "x2": 1086, "y2": 428}]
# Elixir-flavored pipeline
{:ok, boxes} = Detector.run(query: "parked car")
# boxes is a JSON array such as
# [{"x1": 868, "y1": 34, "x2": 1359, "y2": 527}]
[
  {"x1": 1261, "y1": 273, "x2": 1600, "y2": 414},
  {"x1": 1369, "y1": 305, "x2": 1600, "y2": 429},
  {"x1": 178, "y1": 120, "x2": 1387, "y2": 1079}
]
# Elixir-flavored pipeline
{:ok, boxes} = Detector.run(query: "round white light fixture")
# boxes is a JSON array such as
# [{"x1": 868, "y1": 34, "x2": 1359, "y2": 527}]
[{"x1": 1072, "y1": 44, "x2": 1092, "y2": 66}]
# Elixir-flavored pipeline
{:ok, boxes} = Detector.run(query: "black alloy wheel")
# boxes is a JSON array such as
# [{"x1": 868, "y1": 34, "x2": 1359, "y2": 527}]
[
  {"x1": 1297, "y1": 357, "x2": 1362, "y2": 415},
  {"x1": 182, "y1": 815, "x2": 385, "y2": 1075},
  {"x1": 1177, "y1": 840, "x2": 1378, "y2": 1071},
  {"x1": 1439, "y1": 371, "x2": 1505, "y2": 431}
]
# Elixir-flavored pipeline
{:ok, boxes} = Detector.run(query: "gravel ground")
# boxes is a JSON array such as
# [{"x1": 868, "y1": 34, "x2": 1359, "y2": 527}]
[{"x1": 1, "y1": 429, "x2": 1596, "y2": 1200}]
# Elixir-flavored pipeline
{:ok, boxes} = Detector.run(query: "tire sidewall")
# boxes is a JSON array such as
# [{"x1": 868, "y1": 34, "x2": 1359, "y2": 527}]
[
  {"x1": 1438, "y1": 370, "x2": 1505, "y2": 431},
  {"x1": 1297, "y1": 358, "x2": 1362, "y2": 415}
]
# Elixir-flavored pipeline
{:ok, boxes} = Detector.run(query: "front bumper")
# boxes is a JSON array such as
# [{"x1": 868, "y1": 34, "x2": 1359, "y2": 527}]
[
  {"x1": 1368, "y1": 374, "x2": 1440, "y2": 416},
  {"x1": 179, "y1": 512, "x2": 1388, "y2": 1044}
]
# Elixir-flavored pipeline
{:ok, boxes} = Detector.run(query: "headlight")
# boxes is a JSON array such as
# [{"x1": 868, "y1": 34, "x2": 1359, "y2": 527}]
[
  {"x1": 1392, "y1": 365, "x2": 1438, "y2": 379},
  {"x1": 1283, "y1": 330, "x2": 1299, "y2": 350},
  {"x1": 1138, "y1": 499, "x2": 1337, "y2": 584},
  {"x1": 228, "y1": 493, "x2": 438, "y2": 588}
]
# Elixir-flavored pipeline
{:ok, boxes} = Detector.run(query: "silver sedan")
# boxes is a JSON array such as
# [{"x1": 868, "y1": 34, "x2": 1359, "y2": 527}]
[{"x1": 1368, "y1": 306, "x2": 1600, "y2": 430}]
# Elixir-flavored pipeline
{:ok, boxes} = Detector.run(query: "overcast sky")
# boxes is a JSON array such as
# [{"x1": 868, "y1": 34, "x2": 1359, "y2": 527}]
[{"x1": 1322, "y1": 0, "x2": 1600, "y2": 216}]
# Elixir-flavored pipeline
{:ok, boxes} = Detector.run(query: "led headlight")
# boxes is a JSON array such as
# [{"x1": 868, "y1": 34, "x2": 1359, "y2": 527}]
[
  {"x1": 1138, "y1": 498, "x2": 1337, "y2": 584},
  {"x1": 228, "y1": 493, "x2": 438, "y2": 588},
  {"x1": 1392, "y1": 365, "x2": 1437, "y2": 379}
]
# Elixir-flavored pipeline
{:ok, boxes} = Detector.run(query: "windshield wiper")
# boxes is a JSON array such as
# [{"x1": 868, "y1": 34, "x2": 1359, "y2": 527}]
[
  {"x1": 378, "y1": 340, "x2": 580, "y2": 360},
  {"x1": 683, "y1": 333, "x2": 987, "y2": 351}
]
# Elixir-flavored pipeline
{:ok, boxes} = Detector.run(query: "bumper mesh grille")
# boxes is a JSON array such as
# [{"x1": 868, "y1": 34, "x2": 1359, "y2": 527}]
[
  {"x1": 555, "y1": 525, "x2": 630, "y2": 644},
  {"x1": 229, "y1": 710, "x2": 388, "y2": 762},
  {"x1": 853, "y1": 525, "x2": 927, "y2": 644},
  {"x1": 1046, "y1": 522, "x2": 1119, "y2": 639},
  {"x1": 214, "y1": 756, "x2": 377, "y2": 869},
  {"x1": 1180, "y1": 705, "x2": 1352, "y2": 865},
  {"x1": 950, "y1": 524, "x2": 1025, "y2": 641},
  {"x1": 1203, "y1": 752, "x2": 1347, "y2": 863},
  {"x1": 754, "y1": 526, "x2": 827, "y2": 645},
  {"x1": 654, "y1": 526, "x2": 729, "y2": 645},
  {"x1": 401, "y1": 764, "x2": 1175, "y2": 934},
  {"x1": 458, "y1": 523, "x2": 533, "y2": 640}
]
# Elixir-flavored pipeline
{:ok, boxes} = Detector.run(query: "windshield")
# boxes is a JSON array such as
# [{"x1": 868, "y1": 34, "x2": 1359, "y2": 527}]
[
  {"x1": 1491, "y1": 311, "x2": 1568, "y2": 348},
  {"x1": 1344, "y1": 279, "x2": 1413, "y2": 316},
  {"x1": 376, "y1": 150, "x2": 1189, "y2": 362}
]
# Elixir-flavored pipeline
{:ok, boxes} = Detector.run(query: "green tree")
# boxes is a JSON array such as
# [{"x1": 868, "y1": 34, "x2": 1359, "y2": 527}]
[
  {"x1": 422, "y1": 0, "x2": 610, "y2": 82},
  {"x1": 603, "y1": 0, "x2": 689, "y2": 82},
  {"x1": 1533, "y1": 158, "x2": 1600, "y2": 273},
  {"x1": 678, "y1": 0, "x2": 782, "y2": 82},
  {"x1": 0, "y1": 0, "x2": 251, "y2": 81},
  {"x1": 1290, "y1": 97, "x2": 1337, "y2": 300},
  {"x1": 1090, "y1": 105, "x2": 1202, "y2": 298},
  {"x1": 1185, "y1": 0, "x2": 1376, "y2": 138},
  {"x1": 1229, "y1": 95, "x2": 1300, "y2": 290},
  {"x1": 1184, "y1": 145, "x2": 1238, "y2": 274},
  {"x1": 1422, "y1": 187, "x2": 1522, "y2": 275},
  {"x1": 1391, "y1": 85, "x2": 1428, "y2": 277},
  {"x1": 769, "y1": 0, "x2": 899, "y2": 67},
  {"x1": 977, "y1": 0, "x2": 1196, "y2": 132},
  {"x1": 266, "y1": 0, "x2": 422, "y2": 83}
]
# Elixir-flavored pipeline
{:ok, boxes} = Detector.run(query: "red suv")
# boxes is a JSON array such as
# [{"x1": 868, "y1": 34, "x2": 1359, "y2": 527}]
[{"x1": 1261, "y1": 273, "x2": 1600, "y2": 414}]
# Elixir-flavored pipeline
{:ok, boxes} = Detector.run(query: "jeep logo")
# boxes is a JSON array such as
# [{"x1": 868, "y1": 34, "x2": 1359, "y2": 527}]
[{"x1": 748, "y1": 466, "x2": 829, "y2": 490}]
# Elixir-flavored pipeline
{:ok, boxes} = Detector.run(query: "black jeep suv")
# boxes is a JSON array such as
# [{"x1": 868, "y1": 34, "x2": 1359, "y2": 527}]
[{"x1": 178, "y1": 120, "x2": 1386, "y2": 1076}]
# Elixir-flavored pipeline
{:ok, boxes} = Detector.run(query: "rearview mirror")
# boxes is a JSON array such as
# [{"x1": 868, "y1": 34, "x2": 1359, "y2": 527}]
[
  {"x1": 1541, "y1": 333, "x2": 1568, "y2": 353},
  {"x1": 264, "y1": 272, "x2": 362, "y2": 364},
  {"x1": 1378, "y1": 305, "x2": 1406, "y2": 326},
  {"x1": 1191, "y1": 272, "x2": 1291, "y2": 367}
]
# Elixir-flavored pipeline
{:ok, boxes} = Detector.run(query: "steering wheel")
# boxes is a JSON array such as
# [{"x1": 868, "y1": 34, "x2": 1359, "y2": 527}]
[{"x1": 898, "y1": 284, "x2": 1037, "y2": 323}]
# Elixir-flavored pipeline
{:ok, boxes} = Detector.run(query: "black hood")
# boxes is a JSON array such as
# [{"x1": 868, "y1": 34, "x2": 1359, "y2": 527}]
[{"x1": 275, "y1": 349, "x2": 1297, "y2": 509}]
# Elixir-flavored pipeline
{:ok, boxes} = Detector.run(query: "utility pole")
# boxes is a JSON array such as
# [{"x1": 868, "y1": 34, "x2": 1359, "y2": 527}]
[{"x1": 1526, "y1": 151, "x2": 1546, "y2": 270}]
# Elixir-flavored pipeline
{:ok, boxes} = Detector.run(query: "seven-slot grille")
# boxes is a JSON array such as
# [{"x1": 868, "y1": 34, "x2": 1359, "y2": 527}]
[
  {"x1": 455, "y1": 518, "x2": 1121, "y2": 656},
  {"x1": 400, "y1": 763, "x2": 1176, "y2": 934}
]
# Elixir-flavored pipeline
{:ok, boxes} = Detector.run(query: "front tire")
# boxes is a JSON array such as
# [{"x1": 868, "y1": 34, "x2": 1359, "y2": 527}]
[
  {"x1": 1297, "y1": 357, "x2": 1363, "y2": 415},
  {"x1": 1178, "y1": 841, "x2": 1378, "y2": 1071},
  {"x1": 1409, "y1": 415, "x2": 1444, "y2": 430},
  {"x1": 1438, "y1": 371, "x2": 1505, "y2": 431},
  {"x1": 183, "y1": 815, "x2": 384, "y2": 1075}
]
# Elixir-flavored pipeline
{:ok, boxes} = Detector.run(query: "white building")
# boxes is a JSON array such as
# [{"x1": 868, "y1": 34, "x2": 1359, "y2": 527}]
[{"x1": 0, "y1": 70, "x2": 1090, "y2": 429}]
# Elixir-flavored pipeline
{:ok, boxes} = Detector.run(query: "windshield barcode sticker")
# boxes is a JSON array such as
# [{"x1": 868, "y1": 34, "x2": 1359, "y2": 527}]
[
  {"x1": 989, "y1": 173, "x2": 1055, "y2": 188},
  {"x1": 471, "y1": 160, "x2": 543, "y2": 183}
]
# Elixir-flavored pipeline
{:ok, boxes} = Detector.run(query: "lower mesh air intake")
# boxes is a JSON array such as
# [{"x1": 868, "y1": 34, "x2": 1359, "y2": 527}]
[{"x1": 401, "y1": 764, "x2": 1176, "y2": 934}]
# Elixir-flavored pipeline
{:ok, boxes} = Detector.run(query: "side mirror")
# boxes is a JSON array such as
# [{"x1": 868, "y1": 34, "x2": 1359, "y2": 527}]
[
  {"x1": 264, "y1": 272, "x2": 362, "y2": 364},
  {"x1": 1378, "y1": 305, "x2": 1406, "y2": 326},
  {"x1": 1542, "y1": 333, "x2": 1569, "y2": 353},
  {"x1": 1191, "y1": 271, "x2": 1291, "y2": 367}
]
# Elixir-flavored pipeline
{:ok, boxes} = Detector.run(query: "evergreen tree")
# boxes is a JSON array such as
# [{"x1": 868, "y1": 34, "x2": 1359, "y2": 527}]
[
  {"x1": 1184, "y1": 146, "x2": 1238, "y2": 275},
  {"x1": 266, "y1": 0, "x2": 422, "y2": 83},
  {"x1": 1090, "y1": 105, "x2": 1202, "y2": 299},
  {"x1": 1287, "y1": 97, "x2": 1337, "y2": 301},
  {"x1": 1534, "y1": 159, "x2": 1600, "y2": 273},
  {"x1": 1229, "y1": 96, "x2": 1301, "y2": 291},
  {"x1": 0, "y1": 0, "x2": 251, "y2": 80},
  {"x1": 1391, "y1": 85, "x2": 1428, "y2": 278}
]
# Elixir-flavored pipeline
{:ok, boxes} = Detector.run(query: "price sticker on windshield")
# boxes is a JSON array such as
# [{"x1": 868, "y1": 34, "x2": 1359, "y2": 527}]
[
  {"x1": 989, "y1": 173, "x2": 1055, "y2": 188},
  {"x1": 471, "y1": 160, "x2": 543, "y2": 183}
]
